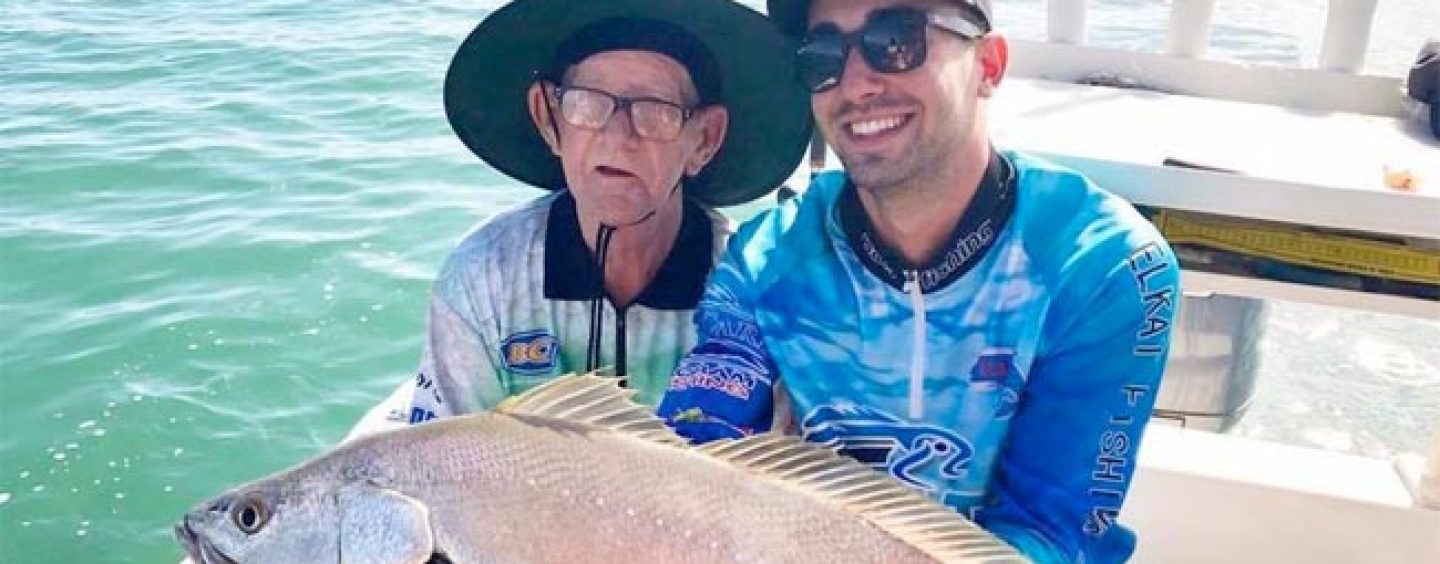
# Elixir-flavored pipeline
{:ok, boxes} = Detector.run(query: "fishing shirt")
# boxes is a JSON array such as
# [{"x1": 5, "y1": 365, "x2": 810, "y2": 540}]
[
  {"x1": 386, "y1": 191, "x2": 728, "y2": 425},
  {"x1": 657, "y1": 151, "x2": 1180, "y2": 564}
]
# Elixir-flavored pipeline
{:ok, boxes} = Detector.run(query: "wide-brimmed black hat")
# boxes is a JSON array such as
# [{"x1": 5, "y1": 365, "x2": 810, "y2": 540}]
[
  {"x1": 445, "y1": 0, "x2": 813, "y2": 207},
  {"x1": 766, "y1": 0, "x2": 993, "y2": 37}
]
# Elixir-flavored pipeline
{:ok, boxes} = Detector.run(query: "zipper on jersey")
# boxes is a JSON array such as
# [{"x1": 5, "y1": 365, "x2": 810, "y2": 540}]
[{"x1": 904, "y1": 270, "x2": 927, "y2": 420}]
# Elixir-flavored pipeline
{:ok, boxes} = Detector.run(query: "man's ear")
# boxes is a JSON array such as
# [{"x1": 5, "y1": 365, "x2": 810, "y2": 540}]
[
  {"x1": 976, "y1": 33, "x2": 1009, "y2": 98},
  {"x1": 685, "y1": 105, "x2": 729, "y2": 177},
  {"x1": 527, "y1": 82, "x2": 561, "y2": 155}
]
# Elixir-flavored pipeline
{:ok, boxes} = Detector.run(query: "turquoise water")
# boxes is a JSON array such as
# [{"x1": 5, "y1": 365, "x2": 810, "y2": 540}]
[{"x1": 2, "y1": 1, "x2": 1436, "y2": 562}]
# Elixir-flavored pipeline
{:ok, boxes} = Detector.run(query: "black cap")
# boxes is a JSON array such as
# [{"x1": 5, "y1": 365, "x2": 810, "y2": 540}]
[{"x1": 766, "y1": 0, "x2": 992, "y2": 37}]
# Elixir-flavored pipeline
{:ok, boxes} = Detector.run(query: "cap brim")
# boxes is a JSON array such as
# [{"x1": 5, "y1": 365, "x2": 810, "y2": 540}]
[
  {"x1": 766, "y1": 0, "x2": 993, "y2": 37},
  {"x1": 446, "y1": 0, "x2": 813, "y2": 207}
]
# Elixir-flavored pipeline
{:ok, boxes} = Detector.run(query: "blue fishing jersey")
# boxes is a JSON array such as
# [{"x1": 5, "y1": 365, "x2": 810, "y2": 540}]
[{"x1": 658, "y1": 150, "x2": 1180, "y2": 563}]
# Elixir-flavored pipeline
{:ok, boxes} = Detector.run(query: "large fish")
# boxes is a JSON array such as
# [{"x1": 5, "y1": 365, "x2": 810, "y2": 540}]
[{"x1": 175, "y1": 375, "x2": 1026, "y2": 563}]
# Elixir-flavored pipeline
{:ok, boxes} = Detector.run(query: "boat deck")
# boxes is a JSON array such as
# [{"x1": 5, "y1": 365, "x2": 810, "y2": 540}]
[{"x1": 1126, "y1": 425, "x2": 1440, "y2": 564}]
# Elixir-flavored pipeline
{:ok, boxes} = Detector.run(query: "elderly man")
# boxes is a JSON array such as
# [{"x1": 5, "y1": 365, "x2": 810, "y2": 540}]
[
  {"x1": 349, "y1": 0, "x2": 810, "y2": 436},
  {"x1": 658, "y1": 1, "x2": 1179, "y2": 562}
]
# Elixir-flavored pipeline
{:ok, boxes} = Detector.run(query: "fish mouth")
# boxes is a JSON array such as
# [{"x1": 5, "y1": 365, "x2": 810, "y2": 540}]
[{"x1": 174, "y1": 521, "x2": 238, "y2": 564}]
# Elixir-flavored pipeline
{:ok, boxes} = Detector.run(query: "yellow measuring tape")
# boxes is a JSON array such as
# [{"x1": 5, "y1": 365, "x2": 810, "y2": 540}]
[{"x1": 1153, "y1": 210, "x2": 1440, "y2": 286}]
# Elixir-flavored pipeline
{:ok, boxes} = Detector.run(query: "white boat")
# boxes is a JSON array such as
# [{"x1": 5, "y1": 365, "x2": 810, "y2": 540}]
[
  {"x1": 353, "y1": 2, "x2": 1435, "y2": 561},
  {"x1": 925, "y1": 1, "x2": 1439, "y2": 561}
]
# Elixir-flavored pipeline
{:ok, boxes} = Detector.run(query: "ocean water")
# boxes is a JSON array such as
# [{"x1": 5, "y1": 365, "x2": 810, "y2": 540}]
[{"x1": 1, "y1": 1, "x2": 1436, "y2": 562}]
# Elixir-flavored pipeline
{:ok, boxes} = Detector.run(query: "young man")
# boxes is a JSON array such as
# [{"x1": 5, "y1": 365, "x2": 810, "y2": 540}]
[
  {"x1": 658, "y1": 1, "x2": 1180, "y2": 562},
  {"x1": 349, "y1": 0, "x2": 810, "y2": 435}
]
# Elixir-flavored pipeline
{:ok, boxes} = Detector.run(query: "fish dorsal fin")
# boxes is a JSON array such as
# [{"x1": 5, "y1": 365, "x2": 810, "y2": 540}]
[
  {"x1": 699, "y1": 434, "x2": 1028, "y2": 563},
  {"x1": 494, "y1": 374, "x2": 686, "y2": 447}
]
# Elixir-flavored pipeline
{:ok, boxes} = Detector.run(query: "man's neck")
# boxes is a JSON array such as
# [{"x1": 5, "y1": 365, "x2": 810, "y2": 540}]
[
  {"x1": 579, "y1": 198, "x2": 684, "y2": 308},
  {"x1": 856, "y1": 142, "x2": 991, "y2": 268}
]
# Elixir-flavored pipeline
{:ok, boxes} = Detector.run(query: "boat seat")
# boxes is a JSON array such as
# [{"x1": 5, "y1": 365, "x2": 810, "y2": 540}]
[{"x1": 992, "y1": 77, "x2": 1440, "y2": 241}]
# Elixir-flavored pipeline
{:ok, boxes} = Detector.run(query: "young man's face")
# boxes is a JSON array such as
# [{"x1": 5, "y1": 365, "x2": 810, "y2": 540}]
[
  {"x1": 530, "y1": 50, "x2": 727, "y2": 227},
  {"x1": 807, "y1": 0, "x2": 997, "y2": 193}
]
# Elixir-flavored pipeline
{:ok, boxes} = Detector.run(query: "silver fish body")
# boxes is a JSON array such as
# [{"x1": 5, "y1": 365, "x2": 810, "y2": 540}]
[{"x1": 177, "y1": 376, "x2": 1027, "y2": 564}]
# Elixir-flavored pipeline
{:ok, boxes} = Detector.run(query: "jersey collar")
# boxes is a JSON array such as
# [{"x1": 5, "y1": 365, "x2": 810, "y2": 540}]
[
  {"x1": 543, "y1": 192, "x2": 714, "y2": 310},
  {"x1": 838, "y1": 150, "x2": 1017, "y2": 293}
]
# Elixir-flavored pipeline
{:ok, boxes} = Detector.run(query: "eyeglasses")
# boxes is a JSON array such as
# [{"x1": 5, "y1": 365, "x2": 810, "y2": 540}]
[
  {"x1": 550, "y1": 84, "x2": 696, "y2": 142},
  {"x1": 796, "y1": 4, "x2": 991, "y2": 93}
]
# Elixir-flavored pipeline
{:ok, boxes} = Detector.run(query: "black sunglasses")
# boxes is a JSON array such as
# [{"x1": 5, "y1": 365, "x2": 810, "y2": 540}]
[{"x1": 796, "y1": 4, "x2": 992, "y2": 93}]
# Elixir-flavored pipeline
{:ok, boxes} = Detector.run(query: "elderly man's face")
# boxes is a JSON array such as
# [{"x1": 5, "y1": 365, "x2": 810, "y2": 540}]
[
  {"x1": 808, "y1": 0, "x2": 1001, "y2": 193},
  {"x1": 530, "y1": 50, "x2": 727, "y2": 226}
]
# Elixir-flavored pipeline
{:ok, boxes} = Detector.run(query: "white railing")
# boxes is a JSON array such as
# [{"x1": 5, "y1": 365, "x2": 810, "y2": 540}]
[
  {"x1": 1045, "y1": 0, "x2": 1086, "y2": 45},
  {"x1": 1045, "y1": 0, "x2": 1381, "y2": 73},
  {"x1": 1318, "y1": 0, "x2": 1381, "y2": 73},
  {"x1": 1166, "y1": 0, "x2": 1216, "y2": 59},
  {"x1": 1016, "y1": 0, "x2": 1406, "y2": 118}
]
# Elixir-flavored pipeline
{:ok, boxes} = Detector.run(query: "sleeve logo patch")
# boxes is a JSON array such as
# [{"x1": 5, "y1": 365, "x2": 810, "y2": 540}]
[
  {"x1": 968, "y1": 348, "x2": 1025, "y2": 420},
  {"x1": 500, "y1": 329, "x2": 558, "y2": 375}
]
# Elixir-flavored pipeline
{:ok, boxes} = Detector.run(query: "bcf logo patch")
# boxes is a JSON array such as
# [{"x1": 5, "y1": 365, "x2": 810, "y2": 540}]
[{"x1": 501, "y1": 329, "x2": 557, "y2": 375}]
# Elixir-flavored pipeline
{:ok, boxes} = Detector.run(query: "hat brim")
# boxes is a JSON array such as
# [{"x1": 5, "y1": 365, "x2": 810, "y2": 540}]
[{"x1": 445, "y1": 0, "x2": 813, "y2": 207}]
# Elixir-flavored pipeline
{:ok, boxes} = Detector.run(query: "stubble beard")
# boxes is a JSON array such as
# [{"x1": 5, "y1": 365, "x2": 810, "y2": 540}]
[{"x1": 838, "y1": 121, "x2": 957, "y2": 202}]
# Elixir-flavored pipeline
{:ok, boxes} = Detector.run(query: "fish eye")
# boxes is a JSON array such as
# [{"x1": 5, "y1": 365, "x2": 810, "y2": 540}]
[{"x1": 231, "y1": 496, "x2": 272, "y2": 534}]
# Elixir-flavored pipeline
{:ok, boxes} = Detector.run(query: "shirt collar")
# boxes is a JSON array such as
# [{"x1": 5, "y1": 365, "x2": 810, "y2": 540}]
[
  {"x1": 543, "y1": 192, "x2": 714, "y2": 310},
  {"x1": 838, "y1": 150, "x2": 1017, "y2": 293}
]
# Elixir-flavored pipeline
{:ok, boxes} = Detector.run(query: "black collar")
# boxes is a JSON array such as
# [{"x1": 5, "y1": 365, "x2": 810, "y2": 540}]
[
  {"x1": 543, "y1": 192, "x2": 714, "y2": 310},
  {"x1": 838, "y1": 150, "x2": 1017, "y2": 293}
]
